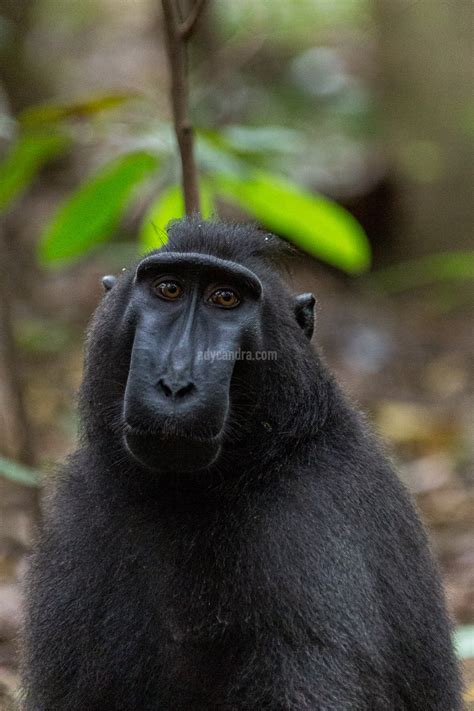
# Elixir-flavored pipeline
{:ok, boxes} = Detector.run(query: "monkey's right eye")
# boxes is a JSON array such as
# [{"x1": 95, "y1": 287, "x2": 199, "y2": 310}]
[{"x1": 154, "y1": 281, "x2": 184, "y2": 300}]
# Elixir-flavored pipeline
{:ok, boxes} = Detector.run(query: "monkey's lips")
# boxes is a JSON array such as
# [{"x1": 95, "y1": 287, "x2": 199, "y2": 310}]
[{"x1": 123, "y1": 426, "x2": 222, "y2": 474}]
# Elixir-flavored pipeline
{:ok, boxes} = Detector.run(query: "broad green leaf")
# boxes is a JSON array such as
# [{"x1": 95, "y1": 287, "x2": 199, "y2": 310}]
[
  {"x1": 454, "y1": 625, "x2": 474, "y2": 660},
  {"x1": 367, "y1": 252, "x2": 474, "y2": 292},
  {"x1": 19, "y1": 93, "x2": 137, "y2": 126},
  {"x1": 139, "y1": 184, "x2": 183, "y2": 251},
  {"x1": 39, "y1": 151, "x2": 160, "y2": 266},
  {"x1": 0, "y1": 456, "x2": 41, "y2": 487},
  {"x1": 211, "y1": 170, "x2": 370, "y2": 273},
  {"x1": 0, "y1": 132, "x2": 69, "y2": 211},
  {"x1": 139, "y1": 181, "x2": 214, "y2": 251}
]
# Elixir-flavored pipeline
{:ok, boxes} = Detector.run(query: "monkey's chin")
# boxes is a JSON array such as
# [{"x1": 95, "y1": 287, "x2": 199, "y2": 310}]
[{"x1": 124, "y1": 431, "x2": 222, "y2": 474}]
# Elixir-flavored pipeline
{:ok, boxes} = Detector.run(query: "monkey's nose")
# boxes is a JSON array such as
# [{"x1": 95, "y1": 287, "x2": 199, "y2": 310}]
[{"x1": 157, "y1": 378, "x2": 196, "y2": 400}]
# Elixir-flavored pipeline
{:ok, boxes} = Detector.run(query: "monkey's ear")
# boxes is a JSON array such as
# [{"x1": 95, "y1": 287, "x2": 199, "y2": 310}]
[
  {"x1": 102, "y1": 275, "x2": 117, "y2": 292},
  {"x1": 294, "y1": 293, "x2": 315, "y2": 340}
]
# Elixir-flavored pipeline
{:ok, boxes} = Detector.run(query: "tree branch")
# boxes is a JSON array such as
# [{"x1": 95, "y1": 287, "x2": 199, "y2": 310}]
[
  {"x1": 161, "y1": 0, "x2": 205, "y2": 215},
  {"x1": 179, "y1": 0, "x2": 207, "y2": 41}
]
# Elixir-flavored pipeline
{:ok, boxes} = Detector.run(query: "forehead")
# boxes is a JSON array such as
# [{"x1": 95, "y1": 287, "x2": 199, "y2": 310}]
[
  {"x1": 135, "y1": 252, "x2": 263, "y2": 296},
  {"x1": 163, "y1": 220, "x2": 290, "y2": 275}
]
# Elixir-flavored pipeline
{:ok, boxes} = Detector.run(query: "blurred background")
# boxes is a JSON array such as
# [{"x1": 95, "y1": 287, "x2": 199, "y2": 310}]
[{"x1": 0, "y1": 0, "x2": 472, "y2": 707}]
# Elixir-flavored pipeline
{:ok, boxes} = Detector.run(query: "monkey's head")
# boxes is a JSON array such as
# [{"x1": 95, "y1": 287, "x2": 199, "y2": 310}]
[{"x1": 81, "y1": 220, "x2": 318, "y2": 476}]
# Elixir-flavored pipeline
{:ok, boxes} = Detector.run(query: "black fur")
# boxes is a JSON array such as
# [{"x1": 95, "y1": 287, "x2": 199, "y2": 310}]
[{"x1": 22, "y1": 219, "x2": 461, "y2": 710}]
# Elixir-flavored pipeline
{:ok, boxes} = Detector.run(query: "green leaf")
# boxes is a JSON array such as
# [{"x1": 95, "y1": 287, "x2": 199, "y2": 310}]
[
  {"x1": 0, "y1": 132, "x2": 69, "y2": 211},
  {"x1": 19, "y1": 93, "x2": 137, "y2": 126},
  {"x1": 139, "y1": 185, "x2": 184, "y2": 251},
  {"x1": 0, "y1": 456, "x2": 41, "y2": 487},
  {"x1": 454, "y1": 625, "x2": 474, "y2": 660},
  {"x1": 139, "y1": 181, "x2": 215, "y2": 251},
  {"x1": 211, "y1": 170, "x2": 370, "y2": 273},
  {"x1": 366, "y1": 252, "x2": 474, "y2": 292},
  {"x1": 39, "y1": 151, "x2": 160, "y2": 266}
]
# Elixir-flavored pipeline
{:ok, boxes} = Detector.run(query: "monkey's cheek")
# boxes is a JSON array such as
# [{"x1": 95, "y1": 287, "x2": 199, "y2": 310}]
[{"x1": 124, "y1": 432, "x2": 221, "y2": 474}]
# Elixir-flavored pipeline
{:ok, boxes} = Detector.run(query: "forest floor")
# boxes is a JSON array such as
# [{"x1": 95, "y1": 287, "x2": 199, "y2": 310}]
[{"x1": 0, "y1": 256, "x2": 472, "y2": 709}]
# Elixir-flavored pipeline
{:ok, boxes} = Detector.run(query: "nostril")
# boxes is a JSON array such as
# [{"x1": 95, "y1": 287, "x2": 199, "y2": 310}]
[
  {"x1": 157, "y1": 378, "x2": 195, "y2": 399},
  {"x1": 176, "y1": 382, "x2": 195, "y2": 399},
  {"x1": 157, "y1": 379, "x2": 173, "y2": 398}
]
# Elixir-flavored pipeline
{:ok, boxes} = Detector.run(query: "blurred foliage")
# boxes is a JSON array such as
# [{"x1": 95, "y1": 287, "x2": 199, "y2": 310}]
[
  {"x1": 39, "y1": 151, "x2": 159, "y2": 266},
  {"x1": 0, "y1": 132, "x2": 69, "y2": 210},
  {"x1": 455, "y1": 627, "x2": 474, "y2": 661},
  {"x1": 19, "y1": 93, "x2": 137, "y2": 126},
  {"x1": 15, "y1": 317, "x2": 76, "y2": 354},
  {"x1": 0, "y1": 0, "x2": 469, "y2": 285},
  {"x1": 211, "y1": 169, "x2": 369, "y2": 272},
  {"x1": 0, "y1": 96, "x2": 372, "y2": 273},
  {"x1": 139, "y1": 180, "x2": 215, "y2": 250},
  {"x1": 0, "y1": 456, "x2": 41, "y2": 487},
  {"x1": 368, "y1": 252, "x2": 474, "y2": 293},
  {"x1": 213, "y1": 0, "x2": 370, "y2": 40},
  {"x1": 0, "y1": 0, "x2": 467, "y2": 284}
]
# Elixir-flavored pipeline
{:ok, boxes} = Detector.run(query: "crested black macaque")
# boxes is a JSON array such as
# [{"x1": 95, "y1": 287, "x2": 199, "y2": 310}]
[{"x1": 23, "y1": 219, "x2": 461, "y2": 710}]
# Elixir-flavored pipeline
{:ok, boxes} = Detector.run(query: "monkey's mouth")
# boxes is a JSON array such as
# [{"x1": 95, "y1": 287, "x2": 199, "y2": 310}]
[{"x1": 123, "y1": 425, "x2": 222, "y2": 474}]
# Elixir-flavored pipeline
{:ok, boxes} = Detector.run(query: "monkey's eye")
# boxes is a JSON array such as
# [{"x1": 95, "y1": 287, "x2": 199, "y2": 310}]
[
  {"x1": 154, "y1": 281, "x2": 184, "y2": 300},
  {"x1": 208, "y1": 288, "x2": 240, "y2": 309}
]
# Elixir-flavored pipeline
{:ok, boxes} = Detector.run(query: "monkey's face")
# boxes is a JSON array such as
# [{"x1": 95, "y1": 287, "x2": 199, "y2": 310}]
[{"x1": 121, "y1": 252, "x2": 264, "y2": 474}]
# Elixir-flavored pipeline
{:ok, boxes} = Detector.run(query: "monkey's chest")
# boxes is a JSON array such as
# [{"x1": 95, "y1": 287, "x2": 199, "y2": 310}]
[{"x1": 82, "y1": 512, "x2": 386, "y2": 708}]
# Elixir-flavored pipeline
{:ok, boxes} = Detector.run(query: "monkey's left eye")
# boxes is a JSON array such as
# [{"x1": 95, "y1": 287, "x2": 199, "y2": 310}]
[
  {"x1": 208, "y1": 288, "x2": 240, "y2": 309},
  {"x1": 154, "y1": 281, "x2": 184, "y2": 300}
]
